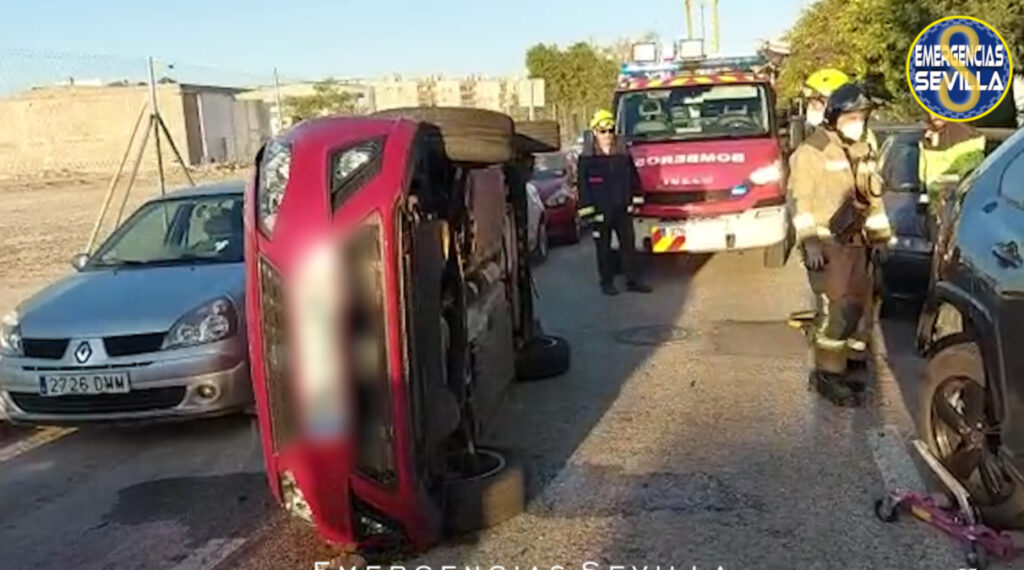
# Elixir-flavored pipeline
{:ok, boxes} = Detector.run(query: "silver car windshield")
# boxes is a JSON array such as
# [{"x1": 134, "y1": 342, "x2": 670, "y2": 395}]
[{"x1": 91, "y1": 194, "x2": 243, "y2": 268}]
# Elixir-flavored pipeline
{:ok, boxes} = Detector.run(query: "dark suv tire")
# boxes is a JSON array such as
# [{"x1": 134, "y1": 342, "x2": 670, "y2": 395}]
[
  {"x1": 919, "y1": 341, "x2": 1024, "y2": 529},
  {"x1": 373, "y1": 107, "x2": 513, "y2": 164}
]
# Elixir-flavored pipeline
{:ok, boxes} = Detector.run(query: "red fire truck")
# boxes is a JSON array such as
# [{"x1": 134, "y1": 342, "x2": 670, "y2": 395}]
[{"x1": 614, "y1": 47, "x2": 790, "y2": 266}]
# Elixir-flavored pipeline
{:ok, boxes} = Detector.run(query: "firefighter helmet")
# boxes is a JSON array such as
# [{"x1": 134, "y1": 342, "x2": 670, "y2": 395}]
[
  {"x1": 590, "y1": 109, "x2": 615, "y2": 130},
  {"x1": 824, "y1": 82, "x2": 873, "y2": 126},
  {"x1": 803, "y1": 68, "x2": 851, "y2": 99}
]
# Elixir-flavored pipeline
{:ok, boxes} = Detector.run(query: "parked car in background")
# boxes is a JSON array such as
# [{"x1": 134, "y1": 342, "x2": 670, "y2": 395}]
[
  {"x1": 877, "y1": 126, "x2": 931, "y2": 302},
  {"x1": 0, "y1": 182, "x2": 252, "y2": 425},
  {"x1": 526, "y1": 177, "x2": 549, "y2": 261},
  {"x1": 916, "y1": 127, "x2": 1024, "y2": 531},
  {"x1": 530, "y1": 152, "x2": 580, "y2": 245}
]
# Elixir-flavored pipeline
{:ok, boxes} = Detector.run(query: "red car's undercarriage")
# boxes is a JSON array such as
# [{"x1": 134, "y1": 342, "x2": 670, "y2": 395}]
[{"x1": 244, "y1": 109, "x2": 570, "y2": 552}]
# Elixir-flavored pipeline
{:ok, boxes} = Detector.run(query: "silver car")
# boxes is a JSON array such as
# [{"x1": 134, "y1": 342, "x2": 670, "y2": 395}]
[{"x1": 0, "y1": 181, "x2": 251, "y2": 425}]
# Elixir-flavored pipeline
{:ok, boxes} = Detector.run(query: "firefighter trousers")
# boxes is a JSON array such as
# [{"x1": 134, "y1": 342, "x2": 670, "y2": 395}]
[
  {"x1": 594, "y1": 209, "x2": 640, "y2": 286},
  {"x1": 806, "y1": 242, "x2": 872, "y2": 375}
]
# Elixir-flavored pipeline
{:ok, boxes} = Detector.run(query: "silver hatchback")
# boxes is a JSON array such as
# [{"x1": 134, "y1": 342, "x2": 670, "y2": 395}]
[{"x1": 0, "y1": 182, "x2": 252, "y2": 425}]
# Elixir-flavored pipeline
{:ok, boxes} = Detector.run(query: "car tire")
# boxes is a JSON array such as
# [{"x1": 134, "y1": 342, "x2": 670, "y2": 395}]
[
  {"x1": 514, "y1": 120, "x2": 561, "y2": 154},
  {"x1": 919, "y1": 341, "x2": 1024, "y2": 529},
  {"x1": 372, "y1": 107, "x2": 513, "y2": 164},
  {"x1": 763, "y1": 240, "x2": 789, "y2": 268},
  {"x1": 568, "y1": 216, "x2": 581, "y2": 244},
  {"x1": 444, "y1": 448, "x2": 525, "y2": 535},
  {"x1": 516, "y1": 334, "x2": 571, "y2": 381}
]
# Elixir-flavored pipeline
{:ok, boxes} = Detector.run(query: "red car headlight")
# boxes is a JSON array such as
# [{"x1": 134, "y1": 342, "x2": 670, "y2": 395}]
[{"x1": 257, "y1": 139, "x2": 292, "y2": 236}]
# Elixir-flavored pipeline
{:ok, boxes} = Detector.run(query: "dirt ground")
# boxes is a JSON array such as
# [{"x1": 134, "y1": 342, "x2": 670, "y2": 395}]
[{"x1": 0, "y1": 168, "x2": 246, "y2": 317}]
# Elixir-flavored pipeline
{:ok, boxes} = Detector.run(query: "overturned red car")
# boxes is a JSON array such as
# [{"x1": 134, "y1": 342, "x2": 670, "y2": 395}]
[{"x1": 243, "y1": 109, "x2": 570, "y2": 551}]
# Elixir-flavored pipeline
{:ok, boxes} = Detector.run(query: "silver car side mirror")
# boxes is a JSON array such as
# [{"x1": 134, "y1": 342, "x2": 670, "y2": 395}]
[{"x1": 71, "y1": 253, "x2": 90, "y2": 271}]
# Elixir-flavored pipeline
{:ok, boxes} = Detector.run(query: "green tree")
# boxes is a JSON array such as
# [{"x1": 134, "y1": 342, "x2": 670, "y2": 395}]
[
  {"x1": 779, "y1": 0, "x2": 1024, "y2": 120},
  {"x1": 284, "y1": 78, "x2": 359, "y2": 121},
  {"x1": 526, "y1": 42, "x2": 619, "y2": 140}
]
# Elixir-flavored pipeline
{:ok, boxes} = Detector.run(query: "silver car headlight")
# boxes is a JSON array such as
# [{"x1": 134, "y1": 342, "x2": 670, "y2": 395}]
[
  {"x1": 258, "y1": 139, "x2": 292, "y2": 236},
  {"x1": 0, "y1": 311, "x2": 22, "y2": 357},
  {"x1": 162, "y1": 297, "x2": 238, "y2": 350},
  {"x1": 544, "y1": 186, "x2": 571, "y2": 208}
]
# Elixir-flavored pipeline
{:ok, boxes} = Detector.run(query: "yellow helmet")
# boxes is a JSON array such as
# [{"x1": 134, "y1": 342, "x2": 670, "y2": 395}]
[
  {"x1": 589, "y1": 109, "x2": 615, "y2": 130},
  {"x1": 803, "y1": 68, "x2": 851, "y2": 99}
]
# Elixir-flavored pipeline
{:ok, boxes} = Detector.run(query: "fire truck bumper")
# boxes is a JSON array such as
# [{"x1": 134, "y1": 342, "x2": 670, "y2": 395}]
[{"x1": 634, "y1": 205, "x2": 788, "y2": 254}]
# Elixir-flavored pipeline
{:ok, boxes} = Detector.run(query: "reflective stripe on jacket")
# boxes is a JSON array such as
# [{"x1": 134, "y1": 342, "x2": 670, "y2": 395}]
[
  {"x1": 918, "y1": 123, "x2": 985, "y2": 200},
  {"x1": 788, "y1": 129, "x2": 889, "y2": 245},
  {"x1": 576, "y1": 142, "x2": 643, "y2": 219}
]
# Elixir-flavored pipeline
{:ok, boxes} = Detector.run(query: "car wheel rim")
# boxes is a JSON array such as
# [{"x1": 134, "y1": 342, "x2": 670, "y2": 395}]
[
  {"x1": 930, "y1": 375, "x2": 1014, "y2": 501},
  {"x1": 447, "y1": 448, "x2": 505, "y2": 482}
]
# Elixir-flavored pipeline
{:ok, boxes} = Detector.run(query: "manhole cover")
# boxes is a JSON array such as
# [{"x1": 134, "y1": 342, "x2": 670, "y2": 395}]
[{"x1": 614, "y1": 324, "x2": 691, "y2": 346}]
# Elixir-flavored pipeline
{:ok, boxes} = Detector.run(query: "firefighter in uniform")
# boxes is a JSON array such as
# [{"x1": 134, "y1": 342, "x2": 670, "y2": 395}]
[
  {"x1": 919, "y1": 114, "x2": 986, "y2": 231},
  {"x1": 577, "y1": 109, "x2": 652, "y2": 296},
  {"x1": 794, "y1": 67, "x2": 879, "y2": 364},
  {"x1": 789, "y1": 83, "x2": 892, "y2": 405},
  {"x1": 802, "y1": 68, "x2": 851, "y2": 134}
]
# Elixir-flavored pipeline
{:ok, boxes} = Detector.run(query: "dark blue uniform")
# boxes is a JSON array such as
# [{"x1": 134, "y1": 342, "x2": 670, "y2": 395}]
[{"x1": 576, "y1": 143, "x2": 645, "y2": 287}]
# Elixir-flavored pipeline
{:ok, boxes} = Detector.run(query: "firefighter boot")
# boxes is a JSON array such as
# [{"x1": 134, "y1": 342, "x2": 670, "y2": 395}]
[
  {"x1": 626, "y1": 281, "x2": 653, "y2": 294},
  {"x1": 809, "y1": 371, "x2": 863, "y2": 407},
  {"x1": 846, "y1": 336, "x2": 870, "y2": 370}
]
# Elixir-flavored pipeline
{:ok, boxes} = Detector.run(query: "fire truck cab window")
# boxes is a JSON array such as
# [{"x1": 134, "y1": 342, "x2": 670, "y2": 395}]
[{"x1": 619, "y1": 83, "x2": 769, "y2": 142}]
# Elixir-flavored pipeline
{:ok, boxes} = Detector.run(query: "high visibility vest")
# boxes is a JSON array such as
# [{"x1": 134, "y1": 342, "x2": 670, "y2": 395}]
[{"x1": 919, "y1": 124, "x2": 986, "y2": 199}]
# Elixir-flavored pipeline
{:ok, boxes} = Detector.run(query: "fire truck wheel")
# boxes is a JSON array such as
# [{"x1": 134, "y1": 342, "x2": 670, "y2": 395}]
[
  {"x1": 372, "y1": 107, "x2": 513, "y2": 164},
  {"x1": 514, "y1": 120, "x2": 561, "y2": 154},
  {"x1": 444, "y1": 448, "x2": 525, "y2": 535},
  {"x1": 516, "y1": 335, "x2": 570, "y2": 382}
]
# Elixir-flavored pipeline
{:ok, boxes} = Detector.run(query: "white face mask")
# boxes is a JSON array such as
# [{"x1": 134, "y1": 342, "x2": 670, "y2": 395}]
[
  {"x1": 839, "y1": 121, "x2": 865, "y2": 141},
  {"x1": 806, "y1": 108, "x2": 825, "y2": 127}
]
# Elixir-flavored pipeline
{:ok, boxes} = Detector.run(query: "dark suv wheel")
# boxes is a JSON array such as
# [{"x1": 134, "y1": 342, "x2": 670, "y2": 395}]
[{"x1": 920, "y1": 341, "x2": 1024, "y2": 528}]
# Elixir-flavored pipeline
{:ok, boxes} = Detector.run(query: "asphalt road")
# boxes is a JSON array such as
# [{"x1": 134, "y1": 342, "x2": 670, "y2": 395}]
[{"x1": 0, "y1": 239, "x2": 987, "y2": 570}]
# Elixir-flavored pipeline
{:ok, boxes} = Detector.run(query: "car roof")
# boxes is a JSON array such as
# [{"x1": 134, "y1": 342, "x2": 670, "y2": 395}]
[{"x1": 159, "y1": 180, "x2": 245, "y2": 201}]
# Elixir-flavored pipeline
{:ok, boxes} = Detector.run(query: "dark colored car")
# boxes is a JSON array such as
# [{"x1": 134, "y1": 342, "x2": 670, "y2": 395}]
[
  {"x1": 530, "y1": 152, "x2": 581, "y2": 244},
  {"x1": 877, "y1": 126, "x2": 931, "y2": 301},
  {"x1": 915, "y1": 127, "x2": 1024, "y2": 530}
]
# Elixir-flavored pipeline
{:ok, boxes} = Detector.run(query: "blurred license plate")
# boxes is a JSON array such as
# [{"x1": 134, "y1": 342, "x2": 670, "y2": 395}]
[
  {"x1": 38, "y1": 373, "x2": 130, "y2": 397},
  {"x1": 662, "y1": 224, "x2": 687, "y2": 238},
  {"x1": 661, "y1": 218, "x2": 727, "y2": 238}
]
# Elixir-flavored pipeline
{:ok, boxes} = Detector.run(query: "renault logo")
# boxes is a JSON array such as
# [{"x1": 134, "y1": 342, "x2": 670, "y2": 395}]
[{"x1": 74, "y1": 341, "x2": 92, "y2": 364}]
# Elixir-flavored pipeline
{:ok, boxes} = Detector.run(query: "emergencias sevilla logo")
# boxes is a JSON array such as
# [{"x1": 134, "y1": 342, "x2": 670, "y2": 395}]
[{"x1": 907, "y1": 16, "x2": 1013, "y2": 121}]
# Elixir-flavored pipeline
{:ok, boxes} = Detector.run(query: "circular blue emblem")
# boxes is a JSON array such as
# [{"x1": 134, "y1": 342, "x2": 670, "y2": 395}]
[{"x1": 907, "y1": 16, "x2": 1013, "y2": 121}]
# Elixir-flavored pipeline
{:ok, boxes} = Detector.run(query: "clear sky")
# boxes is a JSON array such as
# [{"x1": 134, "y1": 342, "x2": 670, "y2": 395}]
[{"x1": 0, "y1": 0, "x2": 806, "y2": 83}]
